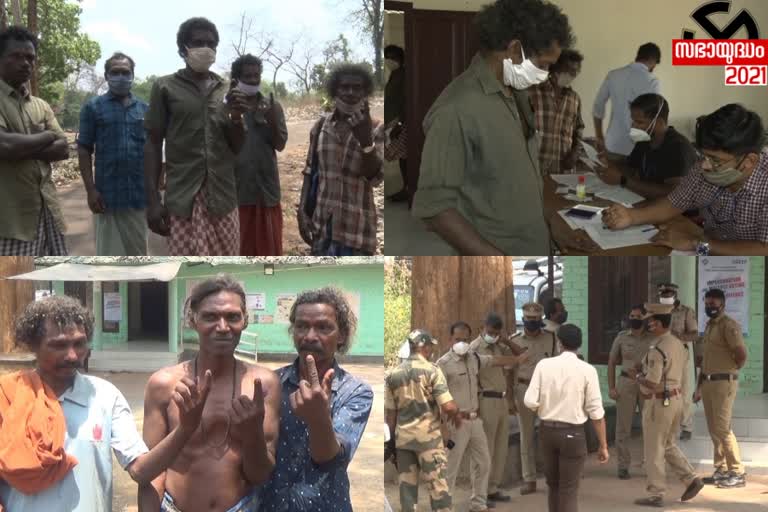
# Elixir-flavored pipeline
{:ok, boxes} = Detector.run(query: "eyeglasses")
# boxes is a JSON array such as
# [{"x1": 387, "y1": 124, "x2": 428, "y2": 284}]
[{"x1": 694, "y1": 148, "x2": 743, "y2": 172}]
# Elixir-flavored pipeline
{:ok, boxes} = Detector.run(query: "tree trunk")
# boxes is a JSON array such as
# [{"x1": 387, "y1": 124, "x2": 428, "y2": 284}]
[
  {"x1": 411, "y1": 257, "x2": 516, "y2": 353},
  {"x1": 27, "y1": 0, "x2": 38, "y2": 96},
  {"x1": 1, "y1": 0, "x2": 8, "y2": 30},
  {"x1": 10, "y1": 0, "x2": 20, "y2": 26},
  {"x1": 0, "y1": 257, "x2": 35, "y2": 353}
]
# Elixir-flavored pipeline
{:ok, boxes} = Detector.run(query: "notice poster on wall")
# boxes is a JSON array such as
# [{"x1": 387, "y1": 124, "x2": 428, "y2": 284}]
[
  {"x1": 104, "y1": 292, "x2": 122, "y2": 322},
  {"x1": 698, "y1": 257, "x2": 750, "y2": 335},
  {"x1": 276, "y1": 294, "x2": 297, "y2": 324},
  {"x1": 247, "y1": 293, "x2": 266, "y2": 311}
]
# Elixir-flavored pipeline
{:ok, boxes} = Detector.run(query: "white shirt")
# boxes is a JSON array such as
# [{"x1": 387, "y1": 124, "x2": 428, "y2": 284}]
[
  {"x1": 524, "y1": 351, "x2": 605, "y2": 424},
  {"x1": 592, "y1": 62, "x2": 661, "y2": 156}
]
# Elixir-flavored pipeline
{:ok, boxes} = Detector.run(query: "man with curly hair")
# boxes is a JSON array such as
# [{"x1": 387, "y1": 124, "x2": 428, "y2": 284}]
[
  {"x1": 0, "y1": 296, "x2": 206, "y2": 512},
  {"x1": 298, "y1": 64, "x2": 384, "y2": 256},
  {"x1": 411, "y1": 0, "x2": 574, "y2": 255},
  {"x1": 260, "y1": 287, "x2": 374, "y2": 511},
  {"x1": 144, "y1": 17, "x2": 250, "y2": 256}
]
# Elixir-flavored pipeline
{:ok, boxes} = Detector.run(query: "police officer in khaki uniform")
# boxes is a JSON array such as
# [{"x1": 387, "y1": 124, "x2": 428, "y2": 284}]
[
  {"x1": 658, "y1": 283, "x2": 699, "y2": 441},
  {"x1": 469, "y1": 312, "x2": 514, "y2": 503},
  {"x1": 438, "y1": 321, "x2": 528, "y2": 512},
  {"x1": 385, "y1": 329, "x2": 460, "y2": 512},
  {"x1": 509, "y1": 302, "x2": 559, "y2": 495},
  {"x1": 694, "y1": 288, "x2": 748, "y2": 489},
  {"x1": 607, "y1": 304, "x2": 654, "y2": 480},
  {"x1": 634, "y1": 303, "x2": 703, "y2": 508}
]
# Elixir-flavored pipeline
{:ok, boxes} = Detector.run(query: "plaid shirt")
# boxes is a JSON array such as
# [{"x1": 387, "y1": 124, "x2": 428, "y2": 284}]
[
  {"x1": 668, "y1": 148, "x2": 768, "y2": 243},
  {"x1": 77, "y1": 92, "x2": 148, "y2": 210},
  {"x1": 304, "y1": 113, "x2": 384, "y2": 253},
  {"x1": 529, "y1": 79, "x2": 584, "y2": 174}
]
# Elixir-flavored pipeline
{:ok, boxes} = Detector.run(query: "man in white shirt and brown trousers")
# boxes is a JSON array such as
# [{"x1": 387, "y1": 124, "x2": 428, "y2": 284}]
[{"x1": 524, "y1": 324, "x2": 609, "y2": 512}]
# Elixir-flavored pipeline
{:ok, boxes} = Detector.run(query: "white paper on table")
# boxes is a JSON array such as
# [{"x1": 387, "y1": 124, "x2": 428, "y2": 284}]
[
  {"x1": 593, "y1": 187, "x2": 645, "y2": 206},
  {"x1": 550, "y1": 173, "x2": 603, "y2": 190},
  {"x1": 564, "y1": 194, "x2": 593, "y2": 202},
  {"x1": 670, "y1": 250, "x2": 697, "y2": 256},
  {"x1": 583, "y1": 224, "x2": 659, "y2": 250},
  {"x1": 580, "y1": 141, "x2": 607, "y2": 168},
  {"x1": 556, "y1": 186, "x2": 570, "y2": 194}
]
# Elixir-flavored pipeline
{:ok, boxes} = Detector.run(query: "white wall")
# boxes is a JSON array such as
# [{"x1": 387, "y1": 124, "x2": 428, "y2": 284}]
[{"x1": 390, "y1": 0, "x2": 768, "y2": 138}]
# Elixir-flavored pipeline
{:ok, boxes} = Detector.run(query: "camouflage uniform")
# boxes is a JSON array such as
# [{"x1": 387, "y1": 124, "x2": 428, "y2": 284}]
[{"x1": 385, "y1": 352, "x2": 454, "y2": 512}]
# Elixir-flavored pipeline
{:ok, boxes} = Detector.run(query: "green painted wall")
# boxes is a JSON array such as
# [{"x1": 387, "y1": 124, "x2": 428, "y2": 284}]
[
  {"x1": 91, "y1": 281, "x2": 129, "y2": 348},
  {"x1": 562, "y1": 256, "x2": 765, "y2": 401},
  {"x1": 175, "y1": 264, "x2": 384, "y2": 356}
]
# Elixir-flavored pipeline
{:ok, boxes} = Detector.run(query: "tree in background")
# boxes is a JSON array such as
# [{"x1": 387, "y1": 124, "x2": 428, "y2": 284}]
[
  {"x1": 0, "y1": 0, "x2": 100, "y2": 105},
  {"x1": 310, "y1": 33, "x2": 350, "y2": 92},
  {"x1": 384, "y1": 257, "x2": 411, "y2": 368},
  {"x1": 345, "y1": 0, "x2": 383, "y2": 87}
]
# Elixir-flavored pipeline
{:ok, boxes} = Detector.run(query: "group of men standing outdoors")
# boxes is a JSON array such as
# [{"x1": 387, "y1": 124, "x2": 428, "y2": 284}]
[
  {"x1": 386, "y1": 284, "x2": 749, "y2": 511},
  {"x1": 0, "y1": 17, "x2": 383, "y2": 257},
  {"x1": 0, "y1": 276, "x2": 373, "y2": 511}
]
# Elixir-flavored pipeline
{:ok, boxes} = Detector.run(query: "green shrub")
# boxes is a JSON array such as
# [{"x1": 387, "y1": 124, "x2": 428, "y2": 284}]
[{"x1": 384, "y1": 259, "x2": 411, "y2": 368}]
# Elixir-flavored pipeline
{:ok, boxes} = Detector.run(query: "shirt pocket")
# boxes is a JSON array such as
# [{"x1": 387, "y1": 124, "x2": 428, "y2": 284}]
[{"x1": 127, "y1": 110, "x2": 146, "y2": 143}]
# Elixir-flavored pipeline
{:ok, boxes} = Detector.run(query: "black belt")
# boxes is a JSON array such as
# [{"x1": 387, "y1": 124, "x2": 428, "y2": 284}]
[
  {"x1": 480, "y1": 390, "x2": 506, "y2": 398},
  {"x1": 517, "y1": 378, "x2": 530, "y2": 385},
  {"x1": 702, "y1": 373, "x2": 738, "y2": 381},
  {"x1": 541, "y1": 420, "x2": 581, "y2": 429}
]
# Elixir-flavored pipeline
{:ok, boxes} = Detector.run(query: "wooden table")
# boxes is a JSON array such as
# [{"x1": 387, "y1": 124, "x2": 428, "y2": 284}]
[{"x1": 544, "y1": 173, "x2": 702, "y2": 256}]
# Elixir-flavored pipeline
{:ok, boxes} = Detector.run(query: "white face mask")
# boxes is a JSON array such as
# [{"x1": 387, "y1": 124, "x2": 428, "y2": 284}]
[
  {"x1": 185, "y1": 46, "x2": 216, "y2": 73},
  {"x1": 629, "y1": 99, "x2": 664, "y2": 143},
  {"x1": 483, "y1": 333, "x2": 499, "y2": 344},
  {"x1": 453, "y1": 341, "x2": 470, "y2": 356},
  {"x1": 385, "y1": 58, "x2": 400, "y2": 71},
  {"x1": 503, "y1": 45, "x2": 549, "y2": 90},
  {"x1": 659, "y1": 296, "x2": 676, "y2": 305},
  {"x1": 335, "y1": 97, "x2": 365, "y2": 115},
  {"x1": 237, "y1": 81, "x2": 261, "y2": 96}
]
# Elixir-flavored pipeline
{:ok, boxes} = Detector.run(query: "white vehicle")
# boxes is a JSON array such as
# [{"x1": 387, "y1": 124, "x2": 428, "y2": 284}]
[{"x1": 512, "y1": 257, "x2": 563, "y2": 328}]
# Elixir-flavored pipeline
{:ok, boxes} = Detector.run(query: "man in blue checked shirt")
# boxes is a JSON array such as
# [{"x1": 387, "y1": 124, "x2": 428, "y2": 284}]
[
  {"x1": 260, "y1": 287, "x2": 374, "y2": 511},
  {"x1": 77, "y1": 52, "x2": 149, "y2": 256}
]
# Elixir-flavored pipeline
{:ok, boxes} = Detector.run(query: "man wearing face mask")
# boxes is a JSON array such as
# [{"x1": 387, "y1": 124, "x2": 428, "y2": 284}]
[
  {"x1": 412, "y1": 0, "x2": 574, "y2": 255},
  {"x1": 386, "y1": 329, "x2": 460, "y2": 512},
  {"x1": 543, "y1": 298, "x2": 568, "y2": 332},
  {"x1": 383, "y1": 44, "x2": 409, "y2": 203},
  {"x1": 77, "y1": 52, "x2": 149, "y2": 256},
  {"x1": 468, "y1": 312, "x2": 518, "y2": 502},
  {"x1": 298, "y1": 64, "x2": 384, "y2": 256},
  {"x1": 607, "y1": 305, "x2": 654, "y2": 480},
  {"x1": 694, "y1": 288, "x2": 747, "y2": 489},
  {"x1": 529, "y1": 49, "x2": 585, "y2": 175},
  {"x1": 230, "y1": 54, "x2": 288, "y2": 256},
  {"x1": 634, "y1": 303, "x2": 703, "y2": 507},
  {"x1": 603, "y1": 104, "x2": 768, "y2": 254},
  {"x1": 506, "y1": 302, "x2": 558, "y2": 495},
  {"x1": 593, "y1": 43, "x2": 661, "y2": 161},
  {"x1": 597, "y1": 94, "x2": 697, "y2": 200},
  {"x1": 437, "y1": 321, "x2": 527, "y2": 511},
  {"x1": 657, "y1": 283, "x2": 699, "y2": 441},
  {"x1": 144, "y1": 17, "x2": 249, "y2": 256}
]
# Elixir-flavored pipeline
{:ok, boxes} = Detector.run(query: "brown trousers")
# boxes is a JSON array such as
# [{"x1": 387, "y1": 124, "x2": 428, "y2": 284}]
[{"x1": 541, "y1": 424, "x2": 587, "y2": 512}]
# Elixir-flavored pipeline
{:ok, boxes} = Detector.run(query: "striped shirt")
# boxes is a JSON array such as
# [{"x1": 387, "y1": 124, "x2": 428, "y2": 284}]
[
  {"x1": 529, "y1": 78, "x2": 584, "y2": 175},
  {"x1": 667, "y1": 148, "x2": 768, "y2": 243},
  {"x1": 592, "y1": 62, "x2": 660, "y2": 156},
  {"x1": 303, "y1": 113, "x2": 384, "y2": 254}
]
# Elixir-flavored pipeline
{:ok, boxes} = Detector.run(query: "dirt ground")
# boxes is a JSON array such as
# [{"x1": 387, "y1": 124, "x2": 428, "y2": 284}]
[
  {"x1": 54, "y1": 98, "x2": 384, "y2": 256},
  {"x1": 95, "y1": 361, "x2": 383, "y2": 512},
  {"x1": 384, "y1": 436, "x2": 768, "y2": 512}
]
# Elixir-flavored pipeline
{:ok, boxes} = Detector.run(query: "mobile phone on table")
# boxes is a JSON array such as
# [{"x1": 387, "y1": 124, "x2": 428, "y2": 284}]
[{"x1": 565, "y1": 208, "x2": 597, "y2": 219}]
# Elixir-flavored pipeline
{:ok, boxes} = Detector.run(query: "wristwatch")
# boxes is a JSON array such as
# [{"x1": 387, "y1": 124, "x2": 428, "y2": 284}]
[{"x1": 696, "y1": 240, "x2": 711, "y2": 256}]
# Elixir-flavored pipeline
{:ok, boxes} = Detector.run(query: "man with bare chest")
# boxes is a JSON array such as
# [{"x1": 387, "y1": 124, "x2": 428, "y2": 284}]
[{"x1": 138, "y1": 275, "x2": 281, "y2": 512}]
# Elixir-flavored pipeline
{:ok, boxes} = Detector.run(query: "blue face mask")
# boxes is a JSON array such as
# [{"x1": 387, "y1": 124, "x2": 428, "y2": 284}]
[{"x1": 107, "y1": 75, "x2": 133, "y2": 96}]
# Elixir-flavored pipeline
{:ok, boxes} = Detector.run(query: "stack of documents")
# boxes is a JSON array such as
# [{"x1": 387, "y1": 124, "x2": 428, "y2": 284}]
[
  {"x1": 551, "y1": 173, "x2": 645, "y2": 206},
  {"x1": 557, "y1": 206, "x2": 659, "y2": 250}
]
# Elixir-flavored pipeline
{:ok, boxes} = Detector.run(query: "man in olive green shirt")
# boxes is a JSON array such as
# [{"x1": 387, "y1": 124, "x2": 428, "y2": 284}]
[
  {"x1": 411, "y1": 0, "x2": 574, "y2": 255},
  {"x1": 0, "y1": 26, "x2": 69, "y2": 255},
  {"x1": 144, "y1": 17, "x2": 248, "y2": 256}
]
